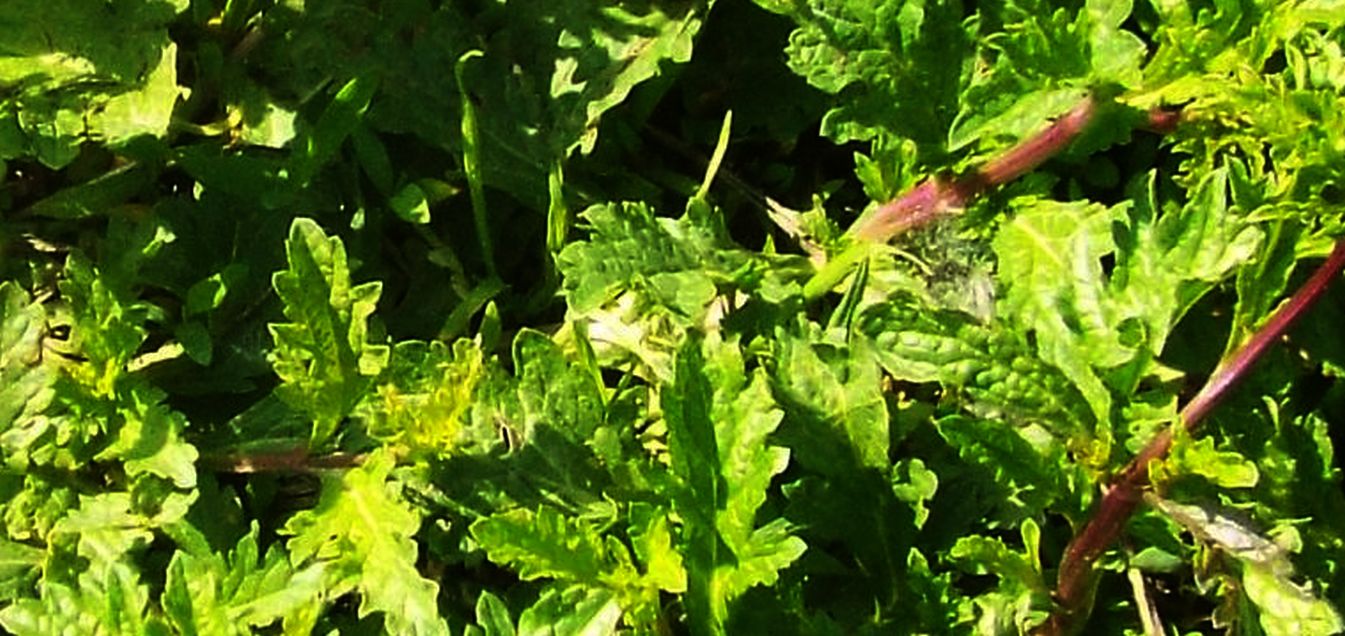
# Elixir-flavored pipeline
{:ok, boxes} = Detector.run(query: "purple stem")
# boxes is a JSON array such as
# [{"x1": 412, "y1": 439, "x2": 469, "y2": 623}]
[
  {"x1": 850, "y1": 97, "x2": 1098, "y2": 242},
  {"x1": 1041, "y1": 237, "x2": 1345, "y2": 634},
  {"x1": 847, "y1": 98, "x2": 1183, "y2": 244}
]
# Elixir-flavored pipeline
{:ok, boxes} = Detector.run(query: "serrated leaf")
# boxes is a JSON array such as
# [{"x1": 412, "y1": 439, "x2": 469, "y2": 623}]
[
  {"x1": 472, "y1": 507, "x2": 629, "y2": 585},
  {"x1": 53, "y1": 492, "x2": 155, "y2": 565},
  {"x1": 993, "y1": 197, "x2": 1125, "y2": 424},
  {"x1": 761, "y1": 0, "x2": 972, "y2": 150},
  {"x1": 516, "y1": 585, "x2": 622, "y2": 636},
  {"x1": 558, "y1": 202, "x2": 742, "y2": 315},
  {"x1": 269, "y1": 218, "x2": 389, "y2": 447},
  {"x1": 0, "y1": 561, "x2": 161, "y2": 636},
  {"x1": 456, "y1": 2, "x2": 709, "y2": 207},
  {"x1": 1110, "y1": 169, "x2": 1263, "y2": 354},
  {"x1": 357, "y1": 339, "x2": 484, "y2": 458},
  {"x1": 949, "y1": 87, "x2": 1087, "y2": 152},
  {"x1": 936, "y1": 415, "x2": 1066, "y2": 520},
  {"x1": 59, "y1": 252, "x2": 150, "y2": 396},
  {"x1": 162, "y1": 523, "x2": 325, "y2": 635},
  {"x1": 470, "y1": 503, "x2": 684, "y2": 628},
  {"x1": 282, "y1": 449, "x2": 447, "y2": 636},
  {"x1": 664, "y1": 335, "x2": 806, "y2": 634},
  {"x1": 993, "y1": 169, "x2": 1261, "y2": 430},
  {"x1": 514, "y1": 329, "x2": 606, "y2": 445},
  {"x1": 1168, "y1": 434, "x2": 1259, "y2": 489},
  {"x1": 948, "y1": 520, "x2": 1052, "y2": 633},
  {"x1": 629, "y1": 504, "x2": 688, "y2": 595},
  {"x1": 94, "y1": 385, "x2": 197, "y2": 489},
  {"x1": 858, "y1": 297, "x2": 1095, "y2": 446}
]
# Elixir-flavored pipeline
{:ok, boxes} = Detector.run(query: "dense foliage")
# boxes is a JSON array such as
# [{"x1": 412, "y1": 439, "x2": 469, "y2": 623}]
[{"x1": 2, "y1": 0, "x2": 1345, "y2": 634}]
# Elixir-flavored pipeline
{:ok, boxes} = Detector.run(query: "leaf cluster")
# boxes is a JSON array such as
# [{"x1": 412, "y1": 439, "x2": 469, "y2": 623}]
[{"x1": 1, "y1": 1, "x2": 1344, "y2": 634}]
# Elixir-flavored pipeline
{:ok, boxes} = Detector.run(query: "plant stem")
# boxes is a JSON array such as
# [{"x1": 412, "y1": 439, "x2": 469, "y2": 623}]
[
  {"x1": 806, "y1": 97, "x2": 1185, "y2": 299},
  {"x1": 200, "y1": 447, "x2": 367, "y2": 473},
  {"x1": 1040, "y1": 236, "x2": 1345, "y2": 634},
  {"x1": 850, "y1": 96, "x2": 1098, "y2": 243},
  {"x1": 804, "y1": 97, "x2": 1100, "y2": 299}
]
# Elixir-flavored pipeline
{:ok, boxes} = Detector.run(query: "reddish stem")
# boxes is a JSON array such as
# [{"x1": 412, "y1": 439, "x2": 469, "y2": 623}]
[
  {"x1": 850, "y1": 97, "x2": 1098, "y2": 242},
  {"x1": 847, "y1": 99, "x2": 1185, "y2": 244},
  {"x1": 200, "y1": 448, "x2": 367, "y2": 473},
  {"x1": 1041, "y1": 237, "x2": 1345, "y2": 634}
]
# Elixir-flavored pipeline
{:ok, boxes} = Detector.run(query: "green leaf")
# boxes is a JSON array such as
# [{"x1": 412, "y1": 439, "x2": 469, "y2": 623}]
[
  {"x1": 512, "y1": 329, "x2": 607, "y2": 444},
  {"x1": 1243, "y1": 560, "x2": 1344, "y2": 636},
  {"x1": 292, "y1": 75, "x2": 379, "y2": 184},
  {"x1": 558, "y1": 202, "x2": 742, "y2": 315},
  {"x1": 53, "y1": 492, "x2": 155, "y2": 565},
  {"x1": 891, "y1": 458, "x2": 939, "y2": 529},
  {"x1": 0, "y1": 0, "x2": 184, "y2": 167},
  {"x1": 858, "y1": 296, "x2": 1095, "y2": 447},
  {"x1": 59, "y1": 252, "x2": 150, "y2": 396},
  {"x1": 390, "y1": 182, "x2": 432, "y2": 225},
  {"x1": 992, "y1": 197, "x2": 1126, "y2": 425},
  {"x1": 948, "y1": 519, "x2": 1052, "y2": 633},
  {"x1": 350, "y1": 123, "x2": 393, "y2": 195},
  {"x1": 357, "y1": 339, "x2": 484, "y2": 459},
  {"x1": 1150, "y1": 493, "x2": 1344, "y2": 634},
  {"x1": 1167, "y1": 433, "x2": 1259, "y2": 490},
  {"x1": 162, "y1": 523, "x2": 325, "y2": 635},
  {"x1": 759, "y1": 0, "x2": 972, "y2": 151},
  {"x1": 454, "y1": 2, "x2": 709, "y2": 207},
  {"x1": 282, "y1": 449, "x2": 448, "y2": 636},
  {"x1": 268, "y1": 218, "x2": 389, "y2": 447},
  {"x1": 0, "y1": 283, "x2": 52, "y2": 432},
  {"x1": 1110, "y1": 169, "x2": 1263, "y2": 355},
  {"x1": 0, "y1": 561, "x2": 163, "y2": 636},
  {"x1": 473, "y1": 507, "x2": 630, "y2": 585},
  {"x1": 0, "y1": 538, "x2": 43, "y2": 602},
  {"x1": 91, "y1": 44, "x2": 182, "y2": 146},
  {"x1": 664, "y1": 335, "x2": 806, "y2": 634},
  {"x1": 516, "y1": 585, "x2": 622, "y2": 636},
  {"x1": 96, "y1": 386, "x2": 198, "y2": 489},
  {"x1": 628, "y1": 503, "x2": 688, "y2": 595},
  {"x1": 935, "y1": 415, "x2": 1067, "y2": 520},
  {"x1": 472, "y1": 590, "x2": 516, "y2": 636},
  {"x1": 772, "y1": 332, "x2": 889, "y2": 472},
  {"x1": 992, "y1": 169, "x2": 1261, "y2": 427},
  {"x1": 471, "y1": 504, "x2": 684, "y2": 629}
]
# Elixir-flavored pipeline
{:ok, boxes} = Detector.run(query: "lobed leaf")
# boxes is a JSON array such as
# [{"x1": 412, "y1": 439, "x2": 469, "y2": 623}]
[
  {"x1": 282, "y1": 449, "x2": 447, "y2": 635},
  {"x1": 268, "y1": 218, "x2": 389, "y2": 447},
  {"x1": 664, "y1": 335, "x2": 806, "y2": 634}
]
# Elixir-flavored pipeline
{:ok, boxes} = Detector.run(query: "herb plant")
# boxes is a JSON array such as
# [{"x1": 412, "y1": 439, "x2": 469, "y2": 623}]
[{"x1": 2, "y1": 1, "x2": 1345, "y2": 634}]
